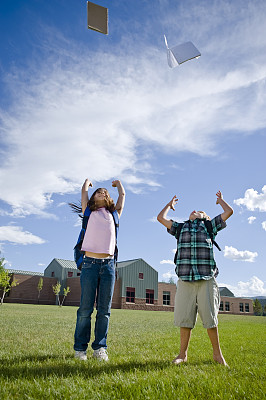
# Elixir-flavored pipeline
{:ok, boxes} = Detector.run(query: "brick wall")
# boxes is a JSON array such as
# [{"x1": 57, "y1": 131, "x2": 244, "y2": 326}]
[
  {"x1": 120, "y1": 297, "x2": 174, "y2": 311},
  {"x1": 64, "y1": 277, "x2": 81, "y2": 306},
  {"x1": 112, "y1": 278, "x2": 122, "y2": 309},
  {"x1": 158, "y1": 282, "x2": 176, "y2": 308},
  {"x1": 64, "y1": 277, "x2": 122, "y2": 309},
  {"x1": 2, "y1": 272, "x2": 254, "y2": 316},
  {"x1": 5, "y1": 274, "x2": 57, "y2": 305},
  {"x1": 219, "y1": 297, "x2": 254, "y2": 315}
]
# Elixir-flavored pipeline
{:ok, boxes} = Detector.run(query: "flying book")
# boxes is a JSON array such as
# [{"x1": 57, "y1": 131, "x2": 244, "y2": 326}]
[
  {"x1": 87, "y1": 1, "x2": 108, "y2": 35},
  {"x1": 164, "y1": 36, "x2": 201, "y2": 68}
]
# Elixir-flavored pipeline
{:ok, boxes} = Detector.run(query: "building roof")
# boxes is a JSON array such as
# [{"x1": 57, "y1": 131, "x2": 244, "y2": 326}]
[
  {"x1": 7, "y1": 269, "x2": 44, "y2": 276},
  {"x1": 116, "y1": 258, "x2": 143, "y2": 268},
  {"x1": 219, "y1": 287, "x2": 235, "y2": 297},
  {"x1": 53, "y1": 259, "x2": 77, "y2": 270},
  {"x1": 46, "y1": 258, "x2": 145, "y2": 271}
]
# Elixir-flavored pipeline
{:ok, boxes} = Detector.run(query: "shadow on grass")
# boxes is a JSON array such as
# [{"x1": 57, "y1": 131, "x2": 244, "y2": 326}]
[
  {"x1": 0, "y1": 355, "x2": 172, "y2": 379},
  {"x1": 0, "y1": 354, "x2": 226, "y2": 380}
]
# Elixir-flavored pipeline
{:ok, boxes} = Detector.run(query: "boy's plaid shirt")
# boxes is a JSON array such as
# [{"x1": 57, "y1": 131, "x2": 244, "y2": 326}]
[{"x1": 167, "y1": 214, "x2": 226, "y2": 281}]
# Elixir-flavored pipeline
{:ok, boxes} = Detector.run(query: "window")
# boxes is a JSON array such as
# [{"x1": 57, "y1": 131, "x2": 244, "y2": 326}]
[
  {"x1": 245, "y1": 303, "x2": 250, "y2": 313},
  {"x1": 126, "y1": 287, "x2": 135, "y2": 303},
  {"x1": 139, "y1": 272, "x2": 144, "y2": 280},
  {"x1": 219, "y1": 301, "x2": 224, "y2": 311},
  {"x1": 225, "y1": 301, "x2": 230, "y2": 311},
  {"x1": 239, "y1": 303, "x2": 244, "y2": 312},
  {"x1": 146, "y1": 289, "x2": 154, "y2": 305},
  {"x1": 163, "y1": 291, "x2": 170, "y2": 305},
  {"x1": 51, "y1": 272, "x2": 55, "y2": 277},
  {"x1": 68, "y1": 271, "x2": 73, "y2": 277}
]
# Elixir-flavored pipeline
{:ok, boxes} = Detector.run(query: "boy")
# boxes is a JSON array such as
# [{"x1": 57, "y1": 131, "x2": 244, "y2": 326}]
[{"x1": 157, "y1": 191, "x2": 233, "y2": 366}]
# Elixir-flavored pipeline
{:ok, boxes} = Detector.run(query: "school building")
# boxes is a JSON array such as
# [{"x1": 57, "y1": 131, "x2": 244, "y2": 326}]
[{"x1": 4, "y1": 258, "x2": 253, "y2": 315}]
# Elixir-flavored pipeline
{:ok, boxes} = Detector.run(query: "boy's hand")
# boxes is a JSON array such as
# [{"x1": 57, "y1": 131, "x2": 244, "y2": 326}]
[
  {"x1": 169, "y1": 195, "x2": 178, "y2": 211},
  {"x1": 216, "y1": 190, "x2": 233, "y2": 221},
  {"x1": 216, "y1": 190, "x2": 223, "y2": 204}
]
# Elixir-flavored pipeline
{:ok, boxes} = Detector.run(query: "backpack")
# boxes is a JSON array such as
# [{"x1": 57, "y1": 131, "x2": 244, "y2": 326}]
[
  {"x1": 173, "y1": 219, "x2": 221, "y2": 264},
  {"x1": 74, "y1": 206, "x2": 119, "y2": 270}
]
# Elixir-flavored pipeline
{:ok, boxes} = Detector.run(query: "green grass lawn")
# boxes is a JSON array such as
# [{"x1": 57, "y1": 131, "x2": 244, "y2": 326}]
[{"x1": 0, "y1": 304, "x2": 265, "y2": 399}]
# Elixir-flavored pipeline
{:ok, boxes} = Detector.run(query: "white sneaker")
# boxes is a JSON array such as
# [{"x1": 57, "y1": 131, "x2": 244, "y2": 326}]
[
  {"x1": 74, "y1": 351, "x2": 87, "y2": 361},
  {"x1": 93, "y1": 348, "x2": 108, "y2": 361}
]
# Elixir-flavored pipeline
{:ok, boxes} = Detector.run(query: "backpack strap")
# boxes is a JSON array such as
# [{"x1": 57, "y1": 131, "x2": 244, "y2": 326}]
[
  {"x1": 203, "y1": 220, "x2": 221, "y2": 251},
  {"x1": 82, "y1": 206, "x2": 92, "y2": 230},
  {"x1": 111, "y1": 210, "x2": 119, "y2": 237},
  {"x1": 173, "y1": 222, "x2": 184, "y2": 264},
  {"x1": 111, "y1": 210, "x2": 119, "y2": 264}
]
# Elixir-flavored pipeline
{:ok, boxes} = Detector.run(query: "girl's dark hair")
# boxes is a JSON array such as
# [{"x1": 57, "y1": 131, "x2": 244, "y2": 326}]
[{"x1": 69, "y1": 188, "x2": 115, "y2": 217}]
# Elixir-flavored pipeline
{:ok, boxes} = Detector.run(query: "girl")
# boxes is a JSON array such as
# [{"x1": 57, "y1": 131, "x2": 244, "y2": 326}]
[{"x1": 70, "y1": 178, "x2": 125, "y2": 361}]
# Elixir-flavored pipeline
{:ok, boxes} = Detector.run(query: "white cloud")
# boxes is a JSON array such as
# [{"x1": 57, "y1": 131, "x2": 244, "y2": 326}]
[
  {"x1": 224, "y1": 245, "x2": 258, "y2": 262},
  {"x1": 160, "y1": 259, "x2": 175, "y2": 265},
  {"x1": 248, "y1": 216, "x2": 256, "y2": 224},
  {"x1": 1, "y1": 2, "x2": 266, "y2": 216},
  {"x1": 149, "y1": 216, "x2": 157, "y2": 223},
  {"x1": 57, "y1": 202, "x2": 67, "y2": 208},
  {"x1": 234, "y1": 186, "x2": 266, "y2": 212},
  {"x1": 162, "y1": 270, "x2": 177, "y2": 283},
  {"x1": 262, "y1": 221, "x2": 266, "y2": 231},
  {"x1": 219, "y1": 276, "x2": 266, "y2": 297},
  {"x1": 74, "y1": 217, "x2": 82, "y2": 228},
  {"x1": 0, "y1": 226, "x2": 46, "y2": 245}
]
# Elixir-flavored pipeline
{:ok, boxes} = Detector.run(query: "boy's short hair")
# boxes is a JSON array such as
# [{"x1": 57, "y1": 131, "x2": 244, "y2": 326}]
[{"x1": 198, "y1": 211, "x2": 211, "y2": 221}]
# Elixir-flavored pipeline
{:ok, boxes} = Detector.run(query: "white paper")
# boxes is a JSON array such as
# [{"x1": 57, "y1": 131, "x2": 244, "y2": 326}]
[{"x1": 164, "y1": 35, "x2": 201, "y2": 68}]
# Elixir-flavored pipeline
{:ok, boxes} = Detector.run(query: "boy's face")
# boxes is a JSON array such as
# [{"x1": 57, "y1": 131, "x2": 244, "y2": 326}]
[{"x1": 189, "y1": 211, "x2": 204, "y2": 221}]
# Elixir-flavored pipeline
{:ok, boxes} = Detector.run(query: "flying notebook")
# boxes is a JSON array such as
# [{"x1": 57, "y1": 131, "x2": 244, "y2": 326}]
[
  {"x1": 87, "y1": 1, "x2": 108, "y2": 35},
  {"x1": 164, "y1": 36, "x2": 201, "y2": 68}
]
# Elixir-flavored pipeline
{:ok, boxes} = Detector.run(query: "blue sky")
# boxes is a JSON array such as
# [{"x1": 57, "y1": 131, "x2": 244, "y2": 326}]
[{"x1": 0, "y1": 0, "x2": 266, "y2": 297}]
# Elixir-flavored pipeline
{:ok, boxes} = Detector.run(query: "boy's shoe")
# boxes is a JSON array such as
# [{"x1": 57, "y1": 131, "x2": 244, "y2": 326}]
[
  {"x1": 74, "y1": 351, "x2": 87, "y2": 361},
  {"x1": 93, "y1": 348, "x2": 108, "y2": 361}
]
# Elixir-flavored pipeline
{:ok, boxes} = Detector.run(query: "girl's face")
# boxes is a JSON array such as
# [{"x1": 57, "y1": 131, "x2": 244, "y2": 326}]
[
  {"x1": 189, "y1": 211, "x2": 204, "y2": 221},
  {"x1": 94, "y1": 189, "x2": 109, "y2": 206}
]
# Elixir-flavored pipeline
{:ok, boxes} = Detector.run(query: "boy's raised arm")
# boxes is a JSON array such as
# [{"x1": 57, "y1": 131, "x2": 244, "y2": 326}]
[
  {"x1": 216, "y1": 191, "x2": 233, "y2": 222},
  {"x1": 157, "y1": 195, "x2": 178, "y2": 229}
]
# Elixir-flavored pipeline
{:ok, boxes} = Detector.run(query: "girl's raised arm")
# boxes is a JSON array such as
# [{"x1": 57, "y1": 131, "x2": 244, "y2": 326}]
[
  {"x1": 112, "y1": 180, "x2": 125, "y2": 217},
  {"x1": 81, "y1": 179, "x2": 93, "y2": 214}
]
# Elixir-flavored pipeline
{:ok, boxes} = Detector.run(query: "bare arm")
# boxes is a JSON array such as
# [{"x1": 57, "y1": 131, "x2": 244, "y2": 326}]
[
  {"x1": 157, "y1": 195, "x2": 178, "y2": 229},
  {"x1": 112, "y1": 180, "x2": 125, "y2": 217},
  {"x1": 216, "y1": 191, "x2": 233, "y2": 222},
  {"x1": 81, "y1": 179, "x2": 93, "y2": 214}
]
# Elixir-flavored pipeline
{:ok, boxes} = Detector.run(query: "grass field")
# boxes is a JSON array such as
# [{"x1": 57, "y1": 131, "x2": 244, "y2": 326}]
[{"x1": 0, "y1": 304, "x2": 265, "y2": 399}]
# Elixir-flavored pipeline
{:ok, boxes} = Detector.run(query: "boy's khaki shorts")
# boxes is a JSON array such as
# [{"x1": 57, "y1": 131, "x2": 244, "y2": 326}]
[{"x1": 174, "y1": 277, "x2": 220, "y2": 329}]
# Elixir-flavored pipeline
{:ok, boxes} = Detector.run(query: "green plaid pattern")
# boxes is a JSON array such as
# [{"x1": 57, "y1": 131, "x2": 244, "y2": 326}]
[{"x1": 168, "y1": 214, "x2": 226, "y2": 281}]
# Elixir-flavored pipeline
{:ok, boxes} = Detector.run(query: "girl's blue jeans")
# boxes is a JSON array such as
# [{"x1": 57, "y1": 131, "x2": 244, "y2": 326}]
[{"x1": 74, "y1": 256, "x2": 115, "y2": 352}]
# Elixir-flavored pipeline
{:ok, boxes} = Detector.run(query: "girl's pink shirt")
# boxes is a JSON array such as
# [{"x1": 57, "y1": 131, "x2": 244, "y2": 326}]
[{"x1": 81, "y1": 207, "x2": 116, "y2": 255}]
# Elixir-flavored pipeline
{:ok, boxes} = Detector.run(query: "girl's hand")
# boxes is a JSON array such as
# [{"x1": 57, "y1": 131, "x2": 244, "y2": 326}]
[
  {"x1": 84, "y1": 179, "x2": 93, "y2": 187},
  {"x1": 169, "y1": 195, "x2": 178, "y2": 211},
  {"x1": 216, "y1": 190, "x2": 223, "y2": 204},
  {"x1": 112, "y1": 180, "x2": 120, "y2": 187}
]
